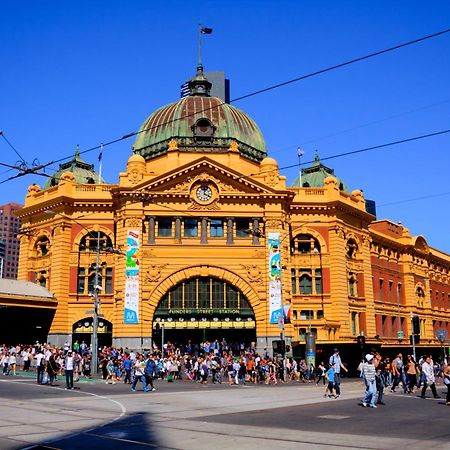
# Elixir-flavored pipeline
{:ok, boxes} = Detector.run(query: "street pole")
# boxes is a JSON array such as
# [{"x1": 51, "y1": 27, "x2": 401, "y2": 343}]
[
  {"x1": 410, "y1": 312, "x2": 416, "y2": 361},
  {"x1": 161, "y1": 324, "x2": 165, "y2": 357},
  {"x1": 91, "y1": 230, "x2": 101, "y2": 375}
]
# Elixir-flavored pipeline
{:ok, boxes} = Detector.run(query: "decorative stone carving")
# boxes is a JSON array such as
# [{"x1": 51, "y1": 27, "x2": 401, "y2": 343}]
[
  {"x1": 264, "y1": 172, "x2": 279, "y2": 187},
  {"x1": 125, "y1": 218, "x2": 142, "y2": 228},
  {"x1": 145, "y1": 264, "x2": 167, "y2": 283},
  {"x1": 229, "y1": 141, "x2": 239, "y2": 151},
  {"x1": 188, "y1": 200, "x2": 220, "y2": 210},
  {"x1": 264, "y1": 219, "x2": 282, "y2": 229},
  {"x1": 168, "y1": 139, "x2": 178, "y2": 150},
  {"x1": 128, "y1": 168, "x2": 143, "y2": 184},
  {"x1": 333, "y1": 225, "x2": 346, "y2": 238},
  {"x1": 242, "y1": 265, "x2": 262, "y2": 284}
]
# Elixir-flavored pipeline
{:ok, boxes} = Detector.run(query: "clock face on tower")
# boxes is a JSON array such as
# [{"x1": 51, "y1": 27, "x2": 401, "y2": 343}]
[{"x1": 196, "y1": 185, "x2": 213, "y2": 202}]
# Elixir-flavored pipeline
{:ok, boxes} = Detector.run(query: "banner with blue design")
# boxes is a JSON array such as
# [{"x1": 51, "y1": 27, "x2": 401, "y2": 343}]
[
  {"x1": 268, "y1": 232, "x2": 282, "y2": 324},
  {"x1": 124, "y1": 230, "x2": 140, "y2": 324}
]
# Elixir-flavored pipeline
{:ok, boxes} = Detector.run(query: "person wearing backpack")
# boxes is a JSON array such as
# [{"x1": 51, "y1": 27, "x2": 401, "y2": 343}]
[{"x1": 144, "y1": 353, "x2": 157, "y2": 391}]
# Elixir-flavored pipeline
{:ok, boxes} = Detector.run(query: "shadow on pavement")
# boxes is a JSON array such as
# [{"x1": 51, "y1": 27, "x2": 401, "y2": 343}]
[{"x1": 24, "y1": 412, "x2": 163, "y2": 450}]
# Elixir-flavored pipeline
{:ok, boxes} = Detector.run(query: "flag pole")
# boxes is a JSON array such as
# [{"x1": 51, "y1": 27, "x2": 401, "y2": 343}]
[{"x1": 198, "y1": 24, "x2": 203, "y2": 72}]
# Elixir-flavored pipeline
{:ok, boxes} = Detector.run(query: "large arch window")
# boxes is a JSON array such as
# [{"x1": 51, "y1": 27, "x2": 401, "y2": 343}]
[{"x1": 157, "y1": 277, "x2": 251, "y2": 311}]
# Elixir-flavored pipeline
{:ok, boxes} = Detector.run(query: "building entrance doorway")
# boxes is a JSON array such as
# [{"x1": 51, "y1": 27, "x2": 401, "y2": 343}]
[
  {"x1": 153, "y1": 277, "x2": 256, "y2": 351},
  {"x1": 72, "y1": 317, "x2": 113, "y2": 348}
]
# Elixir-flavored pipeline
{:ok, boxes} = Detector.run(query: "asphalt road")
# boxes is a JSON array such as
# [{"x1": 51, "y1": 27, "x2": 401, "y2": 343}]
[{"x1": 0, "y1": 374, "x2": 448, "y2": 449}]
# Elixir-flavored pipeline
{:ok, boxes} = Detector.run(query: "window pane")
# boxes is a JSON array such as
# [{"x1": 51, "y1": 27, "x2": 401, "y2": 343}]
[
  {"x1": 198, "y1": 278, "x2": 210, "y2": 308},
  {"x1": 77, "y1": 268, "x2": 85, "y2": 294},
  {"x1": 210, "y1": 219, "x2": 224, "y2": 237},
  {"x1": 184, "y1": 219, "x2": 198, "y2": 237},
  {"x1": 291, "y1": 269, "x2": 297, "y2": 295},
  {"x1": 158, "y1": 218, "x2": 173, "y2": 237},
  {"x1": 299, "y1": 274, "x2": 312, "y2": 294},
  {"x1": 184, "y1": 280, "x2": 196, "y2": 308},
  {"x1": 226, "y1": 284, "x2": 239, "y2": 308},
  {"x1": 315, "y1": 269, "x2": 322, "y2": 294},
  {"x1": 170, "y1": 284, "x2": 183, "y2": 308},
  {"x1": 235, "y1": 218, "x2": 249, "y2": 238},
  {"x1": 212, "y1": 280, "x2": 224, "y2": 308},
  {"x1": 160, "y1": 294, "x2": 169, "y2": 309},
  {"x1": 105, "y1": 268, "x2": 113, "y2": 294}
]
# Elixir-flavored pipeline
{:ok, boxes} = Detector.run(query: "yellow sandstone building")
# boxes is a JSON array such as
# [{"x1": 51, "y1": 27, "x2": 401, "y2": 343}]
[{"x1": 16, "y1": 66, "x2": 450, "y2": 359}]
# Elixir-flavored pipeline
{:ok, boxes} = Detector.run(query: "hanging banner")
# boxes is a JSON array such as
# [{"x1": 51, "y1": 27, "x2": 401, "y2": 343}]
[
  {"x1": 124, "y1": 230, "x2": 140, "y2": 324},
  {"x1": 268, "y1": 232, "x2": 283, "y2": 324}
]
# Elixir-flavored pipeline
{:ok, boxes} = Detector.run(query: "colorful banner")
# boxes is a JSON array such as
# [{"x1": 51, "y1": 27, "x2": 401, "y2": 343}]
[
  {"x1": 124, "y1": 230, "x2": 140, "y2": 324},
  {"x1": 268, "y1": 232, "x2": 283, "y2": 324}
]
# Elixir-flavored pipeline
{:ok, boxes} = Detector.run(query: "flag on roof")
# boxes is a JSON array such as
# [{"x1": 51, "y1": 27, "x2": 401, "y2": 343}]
[{"x1": 201, "y1": 27, "x2": 213, "y2": 34}]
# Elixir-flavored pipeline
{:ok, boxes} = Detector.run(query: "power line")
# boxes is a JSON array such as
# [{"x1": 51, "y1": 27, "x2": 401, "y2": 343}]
[
  {"x1": 262, "y1": 128, "x2": 450, "y2": 176},
  {"x1": 0, "y1": 131, "x2": 26, "y2": 163},
  {"x1": 378, "y1": 191, "x2": 450, "y2": 208},
  {"x1": 38, "y1": 27, "x2": 450, "y2": 170}
]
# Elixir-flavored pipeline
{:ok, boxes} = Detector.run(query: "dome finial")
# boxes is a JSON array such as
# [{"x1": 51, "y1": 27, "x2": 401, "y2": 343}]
[
  {"x1": 75, "y1": 144, "x2": 81, "y2": 160},
  {"x1": 314, "y1": 150, "x2": 320, "y2": 162},
  {"x1": 189, "y1": 25, "x2": 213, "y2": 96}
]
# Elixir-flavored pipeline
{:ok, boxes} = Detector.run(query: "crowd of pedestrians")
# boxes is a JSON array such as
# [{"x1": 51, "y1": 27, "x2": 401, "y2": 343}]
[
  {"x1": 358, "y1": 351, "x2": 450, "y2": 408},
  {"x1": 1, "y1": 340, "x2": 449, "y2": 407}
]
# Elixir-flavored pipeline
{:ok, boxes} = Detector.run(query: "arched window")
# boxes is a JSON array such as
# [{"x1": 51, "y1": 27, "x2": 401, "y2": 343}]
[
  {"x1": 79, "y1": 232, "x2": 113, "y2": 252},
  {"x1": 156, "y1": 277, "x2": 251, "y2": 311},
  {"x1": 291, "y1": 234, "x2": 320, "y2": 254}
]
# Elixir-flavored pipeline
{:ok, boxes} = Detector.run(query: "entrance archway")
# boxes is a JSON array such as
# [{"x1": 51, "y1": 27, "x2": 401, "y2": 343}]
[
  {"x1": 153, "y1": 276, "x2": 256, "y2": 351},
  {"x1": 72, "y1": 317, "x2": 113, "y2": 348}
]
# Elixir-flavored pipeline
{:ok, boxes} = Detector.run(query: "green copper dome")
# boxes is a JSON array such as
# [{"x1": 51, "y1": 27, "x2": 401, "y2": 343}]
[
  {"x1": 44, "y1": 148, "x2": 105, "y2": 189},
  {"x1": 133, "y1": 69, "x2": 267, "y2": 162},
  {"x1": 291, "y1": 152, "x2": 349, "y2": 192}
]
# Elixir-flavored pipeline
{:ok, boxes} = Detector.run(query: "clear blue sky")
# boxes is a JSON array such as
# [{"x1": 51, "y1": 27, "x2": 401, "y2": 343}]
[{"x1": 1, "y1": 1, "x2": 449, "y2": 253}]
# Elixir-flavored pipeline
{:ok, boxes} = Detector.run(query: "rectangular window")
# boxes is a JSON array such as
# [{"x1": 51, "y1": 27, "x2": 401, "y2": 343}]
[
  {"x1": 299, "y1": 328, "x2": 306, "y2": 341},
  {"x1": 397, "y1": 283, "x2": 402, "y2": 304},
  {"x1": 226, "y1": 284, "x2": 239, "y2": 308},
  {"x1": 389, "y1": 280, "x2": 393, "y2": 303},
  {"x1": 315, "y1": 269, "x2": 322, "y2": 294},
  {"x1": 184, "y1": 280, "x2": 196, "y2": 308},
  {"x1": 105, "y1": 268, "x2": 113, "y2": 294},
  {"x1": 212, "y1": 279, "x2": 224, "y2": 308},
  {"x1": 210, "y1": 219, "x2": 224, "y2": 238},
  {"x1": 170, "y1": 284, "x2": 183, "y2": 308},
  {"x1": 381, "y1": 315, "x2": 387, "y2": 336},
  {"x1": 158, "y1": 218, "x2": 173, "y2": 237},
  {"x1": 317, "y1": 310, "x2": 324, "y2": 320},
  {"x1": 198, "y1": 278, "x2": 210, "y2": 308},
  {"x1": 351, "y1": 312, "x2": 357, "y2": 336},
  {"x1": 184, "y1": 219, "x2": 198, "y2": 237},
  {"x1": 291, "y1": 269, "x2": 297, "y2": 295},
  {"x1": 299, "y1": 270, "x2": 312, "y2": 294},
  {"x1": 300, "y1": 310, "x2": 313, "y2": 320},
  {"x1": 235, "y1": 218, "x2": 249, "y2": 238},
  {"x1": 77, "y1": 268, "x2": 85, "y2": 294},
  {"x1": 379, "y1": 279, "x2": 384, "y2": 301}
]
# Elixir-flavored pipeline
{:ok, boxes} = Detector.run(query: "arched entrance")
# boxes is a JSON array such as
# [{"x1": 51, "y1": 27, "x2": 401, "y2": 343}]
[
  {"x1": 153, "y1": 276, "x2": 256, "y2": 351},
  {"x1": 72, "y1": 317, "x2": 113, "y2": 348}
]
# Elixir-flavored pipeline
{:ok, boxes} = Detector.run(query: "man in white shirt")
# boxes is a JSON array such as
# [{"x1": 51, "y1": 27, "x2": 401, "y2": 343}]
[
  {"x1": 64, "y1": 351, "x2": 75, "y2": 389},
  {"x1": 35, "y1": 350, "x2": 45, "y2": 384}
]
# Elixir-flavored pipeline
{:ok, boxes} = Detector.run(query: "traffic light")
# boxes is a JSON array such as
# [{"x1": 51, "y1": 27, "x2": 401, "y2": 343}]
[
  {"x1": 410, "y1": 334, "x2": 420, "y2": 345},
  {"x1": 272, "y1": 339, "x2": 286, "y2": 355},
  {"x1": 154, "y1": 323, "x2": 161, "y2": 340},
  {"x1": 412, "y1": 316, "x2": 420, "y2": 335},
  {"x1": 356, "y1": 335, "x2": 366, "y2": 347}
]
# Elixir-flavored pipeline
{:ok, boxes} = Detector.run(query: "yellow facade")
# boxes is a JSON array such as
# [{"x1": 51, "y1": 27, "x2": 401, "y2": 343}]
[{"x1": 16, "y1": 70, "x2": 450, "y2": 357}]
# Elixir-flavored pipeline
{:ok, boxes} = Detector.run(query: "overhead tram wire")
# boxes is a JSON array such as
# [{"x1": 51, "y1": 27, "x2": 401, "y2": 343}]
[
  {"x1": 26, "y1": 27, "x2": 450, "y2": 174},
  {"x1": 0, "y1": 131, "x2": 27, "y2": 164}
]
